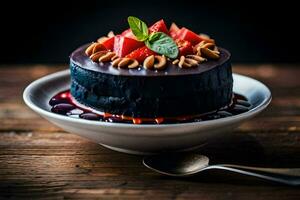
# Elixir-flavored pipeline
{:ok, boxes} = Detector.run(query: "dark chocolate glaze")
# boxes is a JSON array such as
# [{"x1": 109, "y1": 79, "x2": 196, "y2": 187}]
[{"x1": 70, "y1": 43, "x2": 231, "y2": 76}]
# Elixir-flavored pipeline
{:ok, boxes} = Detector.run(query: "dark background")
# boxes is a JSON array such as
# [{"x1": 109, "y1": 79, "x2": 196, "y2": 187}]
[{"x1": 1, "y1": 1, "x2": 299, "y2": 64}]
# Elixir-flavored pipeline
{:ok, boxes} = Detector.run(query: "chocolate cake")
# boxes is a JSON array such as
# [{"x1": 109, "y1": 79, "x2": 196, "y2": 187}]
[{"x1": 69, "y1": 17, "x2": 233, "y2": 119}]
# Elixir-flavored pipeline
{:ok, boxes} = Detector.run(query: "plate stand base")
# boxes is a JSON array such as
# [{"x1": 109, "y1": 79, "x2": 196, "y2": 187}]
[{"x1": 99, "y1": 143, "x2": 208, "y2": 155}]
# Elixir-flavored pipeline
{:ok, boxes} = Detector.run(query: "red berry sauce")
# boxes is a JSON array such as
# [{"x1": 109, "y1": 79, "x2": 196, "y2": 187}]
[{"x1": 49, "y1": 90, "x2": 251, "y2": 124}]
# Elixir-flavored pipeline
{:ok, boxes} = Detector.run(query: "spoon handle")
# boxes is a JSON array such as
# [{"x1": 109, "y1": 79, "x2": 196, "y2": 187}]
[{"x1": 206, "y1": 164, "x2": 300, "y2": 186}]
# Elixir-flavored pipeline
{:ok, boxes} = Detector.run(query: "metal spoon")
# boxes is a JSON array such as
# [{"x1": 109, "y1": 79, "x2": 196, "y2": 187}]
[{"x1": 143, "y1": 153, "x2": 300, "y2": 186}]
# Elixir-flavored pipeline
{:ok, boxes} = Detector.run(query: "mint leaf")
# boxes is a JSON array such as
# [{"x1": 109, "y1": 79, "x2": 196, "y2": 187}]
[
  {"x1": 148, "y1": 32, "x2": 160, "y2": 41},
  {"x1": 127, "y1": 17, "x2": 179, "y2": 58},
  {"x1": 146, "y1": 32, "x2": 179, "y2": 59},
  {"x1": 127, "y1": 16, "x2": 149, "y2": 41}
]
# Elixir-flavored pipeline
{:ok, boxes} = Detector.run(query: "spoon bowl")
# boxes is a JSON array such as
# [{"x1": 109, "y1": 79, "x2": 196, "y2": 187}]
[{"x1": 143, "y1": 153, "x2": 209, "y2": 176}]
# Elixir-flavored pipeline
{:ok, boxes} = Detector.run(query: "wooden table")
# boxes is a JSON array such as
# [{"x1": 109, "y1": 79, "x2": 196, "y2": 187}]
[{"x1": 0, "y1": 65, "x2": 300, "y2": 199}]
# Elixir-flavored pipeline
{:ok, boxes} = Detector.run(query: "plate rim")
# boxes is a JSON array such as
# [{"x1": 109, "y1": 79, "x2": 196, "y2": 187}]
[{"x1": 23, "y1": 69, "x2": 272, "y2": 129}]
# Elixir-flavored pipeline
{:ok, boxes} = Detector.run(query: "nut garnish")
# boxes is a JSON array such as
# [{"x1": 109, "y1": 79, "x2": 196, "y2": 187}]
[
  {"x1": 154, "y1": 55, "x2": 167, "y2": 70},
  {"x1": 97, "y1": 37, "x2": 108, "y2": 43},
  {"x1": 113, "y1": 58, "x2": 139, "y2": 69},
  {"x1": 143, "y1": 55, "x2": 155, "y2": 69},
  {"x1": 127, "y1": 59, "x2": 139, "y2": 69},
  {"x1": 178, "y1": 56, "x2": 192, "y2": 68},
  {"x1": 177, "y1": 55, "x2": 206, "y2": 68},
  {"x1": 107, "y1": 31, "x2": 115, "y2": 38},
  {"x1": 87, "y1": 45, "x2": 139, "y2": 68},
  {"x1": 200, "y1": 48, "x2": 220, "y2": 60},
  {"x1": 118, "y1": 58, "x2": 132, "y2": 68},
  {"x1": 199, "y1": 33, "x2": 210, "y2": 39},
  {"x1": 98, "y1": 52, "x2": 116, "y2": 62},
  {"x1": 172, "y1": 59, "x2": 179, "y2": 65},
  {"x1": 97, "y1": 31, "x2": 115, "y2": 43},
  {"x1": 186, "y1": 55, "x2": 206, "y2": 62},
  {"x1": 90, "y1": 51, "x2": 108, "y2": 62},
  {"x1": 85, "y1": 43, "x2": 97, "y2": 56},
  {"x1": 143, "y1": 55, "x2": 167, "y2": 70},
  {"x1": 111, "y1": 58, "x2": 122, "y2": 67},
  {"x1": 202, "y1": 42, "x2": 215, "y2": 50},
  {"x1": 199, "y1": 33, "x2": 215, "y2": 43},
  {"x1": 93, "y1": 43, "x2": 106, "y2": 54},
  {"x1": 184, "y1": 58, "x2": 199, "y2": 66},
  {"x1": 194, "y1": 41, "x2": 220, "y2": 60},
  {"x1": 111, "y1": 54, "x2": 119, "y2": 61},
  {"x1": 86, "y1": 42, "x2": 119, "y2": 63},
  {"x1": 85, "y1": 43, "x2": 106, "y2": 57},
  {"x1": 194, "y1": 41, "x2": 214, "y2": 52}
]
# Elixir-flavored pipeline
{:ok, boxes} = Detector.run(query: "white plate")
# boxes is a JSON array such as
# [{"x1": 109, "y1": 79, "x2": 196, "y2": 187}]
[{"x1": 23, "y1": 70, "x2": 271, "y2": 155}]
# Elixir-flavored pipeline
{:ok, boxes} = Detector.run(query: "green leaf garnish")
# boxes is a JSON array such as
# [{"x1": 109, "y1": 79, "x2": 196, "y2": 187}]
[
  {"x1": 127, "y1": 16, "x2": 179, "y2": 58},
  {"x1": 127, "y1": 16, "x2": 149, "y2": 41},
  {"x1": 146, "y1": 32, "x2": 179, "y2": 59}
]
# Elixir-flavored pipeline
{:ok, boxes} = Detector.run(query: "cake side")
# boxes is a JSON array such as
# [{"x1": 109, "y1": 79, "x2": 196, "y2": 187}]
[{"x1": 70, "y1": 50, "x2": 233, "y2": 118}]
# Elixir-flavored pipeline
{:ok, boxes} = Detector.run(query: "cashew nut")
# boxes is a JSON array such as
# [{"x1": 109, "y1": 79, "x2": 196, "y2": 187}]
[
  {"x1": 99, "y1": 52, "x2": 116, "y2": 62},
  {"x1": 186, "y1": 55, "x2": 206, "y2": 62},
  {"x1": 117, "y1": 58, "x2": 139, "y2": 69},
  {"x1": 172, "y1": 59, "x2": 179, "y2": 65},
  {"x1": 154, "y1": 55, "x2": 167, "y2": 70},
  {"x1": 178, "y1": 56, "x2": 185, "y2": 68},
  {"x1": 202, "y1": 42, "x2": 215, "y2": 50},
  {"x1": 89, "y1": 50, "x2": 108, "y2": 62},
  {"x1": 178, "y1": 56, "x2": 192, "y2": 68},
  {"x1": 201, "y1": 48, "x2": 220, "y2": 59},
  {"x1": 199, "y1": 34, "x2": 215, "y2": 43},
  {"x1": 143, "y1": 55, "x2": 167, "y2": 70},
  {"x1": 143, "y1": 55, "x2": 155, "y2": 69},
  {"x1": 107, "y1": 31, "x2": 115, "y2": 38},
  {"x1": 199, "y1": 33, "x2": 211, "y2": 39},
  {"x1": 194, "y1": 41, "x2": 215, "y2": 55},
  {"x1": 117, "y1": 58, "x2": 131, "y2": 68},
  {"x1": 185, "y1": 58, "x2": 199, "y2": 66},
  {"x1": 85, "y1": 43, "x2": 97, "y2": 56},
  {"x1": 92, "y1": 43, "x2": 106, "y2": 54},
  {"x1": 112, "y1": 58, "x2": 122, "y2": 67},
  {"x1": 97, "y1": 36, "x2": 108, "y2": 43},
  {"x1": 111, "y1": 54, "x2": 119, "y2": 61},
  {"x1": 127, "y1": 59, "x2": 139, "y2": 69}
]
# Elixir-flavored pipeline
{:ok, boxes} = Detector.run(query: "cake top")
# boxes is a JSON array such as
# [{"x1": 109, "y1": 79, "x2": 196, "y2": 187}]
[
  {"x1": 71, "y1": 44, "x2": 230, "y2": 77},
  {"x1": 74, "y1": 16, "x2": 229, "y2": 74}
]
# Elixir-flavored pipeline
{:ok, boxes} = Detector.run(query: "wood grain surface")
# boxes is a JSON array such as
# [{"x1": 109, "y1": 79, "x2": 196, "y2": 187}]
[{"x1": 0, "y1": 64, "x2": 300, "y2": 199}]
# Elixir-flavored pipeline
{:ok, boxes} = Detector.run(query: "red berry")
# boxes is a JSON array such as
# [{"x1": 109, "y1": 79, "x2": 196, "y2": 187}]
[
  {"x1": 101, "y1": 37, "x2": 114, "y2": 51},
  {"x1": 125, "y1": 46, "x2": 156, "y2": 63},
  {"x1": 169, "y1": 22, "x2": 180, "y2": 38},
  {"x1": 113, "y1": 35, "x2": 144, "y2": 57},
  {"x1": 149, "y1": 19, "x2": 169, "y2": 35},
  {"x1": 172, "y1": 27, "x2": 202, "y2": 45},
  {"x1": 176, "y1": 39, "x2": 193, "y2": 56},
  {"x1": 121, "y1": 29, "x2": 137, "y2": 40}
]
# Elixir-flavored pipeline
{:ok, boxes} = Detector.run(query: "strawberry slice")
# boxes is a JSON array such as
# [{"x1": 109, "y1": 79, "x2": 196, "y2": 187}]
[
  {"x1": 176, "y1": 39, "x2": 193, "y2": 56},
  {"x1": 169, "y1": 22, "x2": 180, "y2": 38},
  {"x1": 100, "y1": 37, "x2": 114, "y2": 51},
  {"x1": 172, "y1": 27, "x2": 203, "y2": 45},
  {"x1": 113, "y1": 35, "x2": 144, "y2": 57},
  {"x1": 121, "y1": 29, "x2": 137, "y2": 40},
  {"x1": 149, "y1": 19, "x2": 169, "y2": 35},
  {"x1": 125, "y1": 46, "x2": 156, "y2": 63}
]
